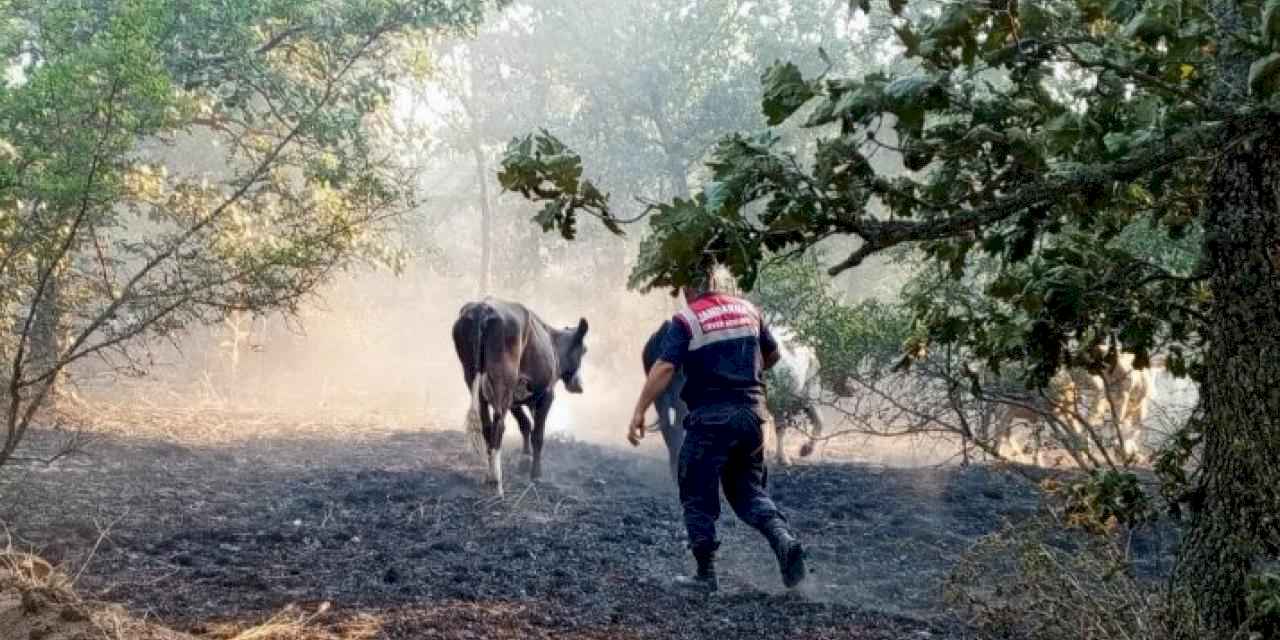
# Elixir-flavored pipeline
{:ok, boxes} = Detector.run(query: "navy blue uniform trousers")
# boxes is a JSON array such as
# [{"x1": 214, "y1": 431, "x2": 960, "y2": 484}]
[{"x1": 677, "y1": 403, "x2": 784, "y2": 554}]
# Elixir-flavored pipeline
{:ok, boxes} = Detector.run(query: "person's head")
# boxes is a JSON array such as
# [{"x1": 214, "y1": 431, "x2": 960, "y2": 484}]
[{"x1": 680, "y1": 262, "x2": 737, "y2": 303}]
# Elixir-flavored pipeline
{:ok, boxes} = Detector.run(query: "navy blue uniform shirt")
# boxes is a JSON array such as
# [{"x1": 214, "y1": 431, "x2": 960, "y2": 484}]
[{"x1": 657, "y1": 292, "x2": 777, "y2": 411}]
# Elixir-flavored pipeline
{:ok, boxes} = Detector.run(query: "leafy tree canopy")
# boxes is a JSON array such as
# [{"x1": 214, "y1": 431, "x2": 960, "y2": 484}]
[
  {"x1": 500, "y1": 0, "x2": 1242, "y2": 386},
  {"x1": 0, "y1": 0, "x2": 503, "y2": 465}
]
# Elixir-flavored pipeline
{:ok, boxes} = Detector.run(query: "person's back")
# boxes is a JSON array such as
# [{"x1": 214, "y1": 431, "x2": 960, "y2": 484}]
[
  {"x1": 628, "y1": 269, "x2": 806, "y2": 594},
  {"x1": 667, "y1": 291, "x2": 771, "y2": 411}
]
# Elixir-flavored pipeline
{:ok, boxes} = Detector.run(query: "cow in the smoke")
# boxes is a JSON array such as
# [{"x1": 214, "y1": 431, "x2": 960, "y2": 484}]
[
  {"x1": 452, "y1": 298, "x2": 588, "y2": 497},
  {"x1": 763, "y1": 325, "x2": 826, "y2": 465}
]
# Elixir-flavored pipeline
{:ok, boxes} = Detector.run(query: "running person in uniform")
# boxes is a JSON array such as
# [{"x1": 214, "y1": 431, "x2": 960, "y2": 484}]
[{"x1": 627, "y1": 265, "x2": 806, "y2": 593}]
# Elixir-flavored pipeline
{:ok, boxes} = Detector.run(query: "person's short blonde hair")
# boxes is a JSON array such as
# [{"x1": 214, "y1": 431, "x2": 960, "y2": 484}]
[{"x1": 686, "y1": 263, "x2": 739, "y2": 297}]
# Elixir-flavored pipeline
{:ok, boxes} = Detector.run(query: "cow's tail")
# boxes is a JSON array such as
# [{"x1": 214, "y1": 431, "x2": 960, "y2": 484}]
[
  {"x1": 464, "y1": 307, "x2": 490, "y2": 455},
  {"x1": 466, "y1": 371, "x2": 487, "y2": 454}
]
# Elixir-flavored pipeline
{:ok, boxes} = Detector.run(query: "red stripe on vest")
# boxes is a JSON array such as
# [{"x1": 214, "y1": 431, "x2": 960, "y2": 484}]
[{"x1": 688, "y1": 294, "x2": 758, "y2": 335}]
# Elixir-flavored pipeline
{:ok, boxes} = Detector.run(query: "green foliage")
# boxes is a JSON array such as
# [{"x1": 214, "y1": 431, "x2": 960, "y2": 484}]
[
  {"x1": 1246, "y1": 572, "x2": 1280, "y2": 635},
  {"x1": 498, "y1": 0, "x2": 1231, "y2": 388},
  {"x1": 1153, "y1": 414, "x2": 1204, "y2": 521},
  {"x1": 761, "y1": 61, "x2": 816, "y2": 126},
  {"x1": 764, "y1": 365, "x2": 807, "y2": 420},
  {"x1": 498, "y1": 130, "x2": 617, "y2": 239},
  {"x1": 1061, "y1": 469, "x2": 1155, "y2": 534},
  {"x1": 751, "y1": 254, "x2": 912, "y2": 390},
  {"x1": 0, "y1": 0, "x2": 499, "y2": 465}
]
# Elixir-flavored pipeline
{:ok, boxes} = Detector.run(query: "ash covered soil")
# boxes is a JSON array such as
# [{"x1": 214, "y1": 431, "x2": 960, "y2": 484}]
[{"x1": 0, "y1": 416, "x2": 1175, "y2": 639}]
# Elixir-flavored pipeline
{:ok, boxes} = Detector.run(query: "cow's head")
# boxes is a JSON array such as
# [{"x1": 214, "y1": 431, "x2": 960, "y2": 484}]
[{"x1": 558, "y1": 318, "x2": 589, "y2": 393}]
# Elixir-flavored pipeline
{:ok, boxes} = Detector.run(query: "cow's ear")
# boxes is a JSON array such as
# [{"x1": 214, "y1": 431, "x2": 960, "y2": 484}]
[{"x1": 574, "y1": 317, "x2": 589, "y2": 342}]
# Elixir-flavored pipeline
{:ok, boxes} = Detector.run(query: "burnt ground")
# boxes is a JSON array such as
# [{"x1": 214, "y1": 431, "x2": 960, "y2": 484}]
[{"x1": 0, "y1": 413, "x2": 1178, "y2": 639}]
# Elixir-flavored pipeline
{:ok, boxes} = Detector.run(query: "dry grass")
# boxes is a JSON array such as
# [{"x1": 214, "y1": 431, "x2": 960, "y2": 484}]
[
  {"x1": 0, "y1": 547, "x2": 383, "y2": 640},
  {"x1": 944, "y1": 514, "x2": 1167, "y2": 640},
  {"x1": 202, "y1": 603, "x2": 383, "y2": 640}
]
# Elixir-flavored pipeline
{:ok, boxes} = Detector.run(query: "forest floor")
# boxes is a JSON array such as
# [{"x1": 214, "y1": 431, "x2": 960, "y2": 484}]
[{"x1": 0, "y1": 404, "x2": 1178, "y2": 639}]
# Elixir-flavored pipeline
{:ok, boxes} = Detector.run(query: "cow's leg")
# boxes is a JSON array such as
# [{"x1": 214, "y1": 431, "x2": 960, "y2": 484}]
[
  {"x1": 774, "y1": 419, "x2": 790, "y2": 467},
  {"x1": 1128, "y1": 412, "x2": 1147, "y2": 463},
  {"x1": 486, "y1": 412, "x2": 506, "y2": 498},
  {"x1": 1107, "y1": 384, "x2": 1132, "y2": 462},
  {"x1": 511, "y1": 405, "x2": 534, "y2": 473},
  {"x1": 655, "y1": 393, "x2": 683, "y2": 484},
  {"x1": 529, "y1": 390, "x2": 554, "y2": 481},
  {"x1": 1120, "y1": 384, "x2": 1148, "y2": 463},
  {"x1": 798, "y1": 403, "x2": 823, "y2": 458},
  {"x1": 482, "y1": 373, "x2": 515, "y2": 497},
  {"x1": 1080, "y1": 374, "x2": 1107, "y2": 437},
  {"x1": 993, "y1": 412, "x2": 1015, "y2": 460},
  {"x1": 478, "y1": 394, "x2": 503, "y2": 494},
  {"x1": 512, "y1": 404, "x2": 533, "y2": 455},
  {"x1": 1030, "y1": 418, "x2": 1047, "y2": 467},
  {"x1": 1008, "y1": 420, "x2": 1029, "y2": 463}
]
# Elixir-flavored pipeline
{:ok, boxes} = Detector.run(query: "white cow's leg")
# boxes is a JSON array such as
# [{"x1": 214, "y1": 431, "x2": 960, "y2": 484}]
[
  {"x1": 798, "y1": 403, "x2": 821, "y2": 457},
  {"x1": 1076, "y1": 372, "x2": 1106, "y2": 435},
  {"x1": 774, "y1": 420, "x2": 790, "y2": 466},
  {"x1": 1121, "y1": 424, "x2": 1141, "y2": 462},
  {"x1": 1005, "y1": 430, "x2": 1025, "y2": 462},
  {"x1": 991, "y1": 410, "x2": 1013, "y2": 460},
  {"x1": 1109, "y1": 385, "x2": 1131, "y2": 462},
  {"x1": 1121, "y1": 390, "x2": 1148, "y2": 463},
  {"x1": 487, "y1": 448, "x2": 504, "y2": 497}
]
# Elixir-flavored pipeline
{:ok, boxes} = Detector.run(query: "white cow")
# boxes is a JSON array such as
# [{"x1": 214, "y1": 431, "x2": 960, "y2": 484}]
[
  {"x1": 764, "y1": 326, "x2": 826, "y2": 466},
  {"x1": 1078, "y1": 350, "x2": 1156, "y2": 462},
  {"x1": 989, "y1": 351, "x2": 1156, "y2": 465},
  {"x1": 990, "y1": 370, "x2": 1084, "y2": 465}
]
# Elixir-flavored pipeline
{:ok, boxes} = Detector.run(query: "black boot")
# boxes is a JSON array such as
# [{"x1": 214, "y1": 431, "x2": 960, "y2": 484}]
[
  {"x1": 763, "y1": 519, "x2": 806, "y2": 588},
  {"x1": 673, "y1": 547, "x2": 718, "y2": 593}
]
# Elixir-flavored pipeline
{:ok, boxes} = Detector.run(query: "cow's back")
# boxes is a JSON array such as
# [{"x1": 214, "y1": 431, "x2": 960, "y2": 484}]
[
  {"x1": 643, "y1": 320, "x2": 687, "y2": 407},
  {"x1": 454, "y1": 299, "x2": 527, "y2": 376},
  {"x1": 772, "y1": 326, "x2": 820, "y2": 395},
  {"x1": 642, "y1": 320, "x2": 670, "y2": 373}
]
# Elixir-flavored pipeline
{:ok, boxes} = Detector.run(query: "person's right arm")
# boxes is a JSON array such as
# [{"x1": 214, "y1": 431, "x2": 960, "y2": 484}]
[{"x1": 627, "y1": 318, "x2": 691, "y2": 446}]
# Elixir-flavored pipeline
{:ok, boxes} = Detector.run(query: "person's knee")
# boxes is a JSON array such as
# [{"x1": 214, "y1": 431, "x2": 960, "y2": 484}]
[
  {"x1": 681, "y1": 478, "x2": 720, "y2": 514},
  {"x1": 744, "y1": 500, "x2": 782, "y2": 528}
]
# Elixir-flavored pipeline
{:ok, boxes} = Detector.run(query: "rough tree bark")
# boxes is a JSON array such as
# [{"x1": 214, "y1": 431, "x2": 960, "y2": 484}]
[
  {"x1": 1168, "y1": 126, "x2": 1280, "y2": 638},
  {"x1": 1166, "y1": 2, "x2": 1280, "y2": 635}
]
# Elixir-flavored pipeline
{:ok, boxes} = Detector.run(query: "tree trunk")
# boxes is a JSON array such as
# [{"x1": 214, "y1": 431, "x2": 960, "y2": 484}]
[
  {"x1": 647, "y1": 92, "x2": 689, "y2": 313},
  {"x1": 473, "y1": 142, "x2": 492, "y2": 296},
  {"x1": 650, "y1": 105, "x2": 690, "y2": 199},
  {"x1": 1168, "y1": 127, "x2": 1280, "y2": 639}
]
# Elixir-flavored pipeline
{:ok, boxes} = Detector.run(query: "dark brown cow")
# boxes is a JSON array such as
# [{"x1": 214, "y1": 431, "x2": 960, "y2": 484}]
[{"x1": 451, "y1": 298, "x2": 588, "y2": 496}]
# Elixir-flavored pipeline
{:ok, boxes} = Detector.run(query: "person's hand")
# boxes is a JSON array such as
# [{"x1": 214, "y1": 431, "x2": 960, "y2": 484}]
[{"x1": 627, "y1": 411, "x2": 646, "y2": 447}]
